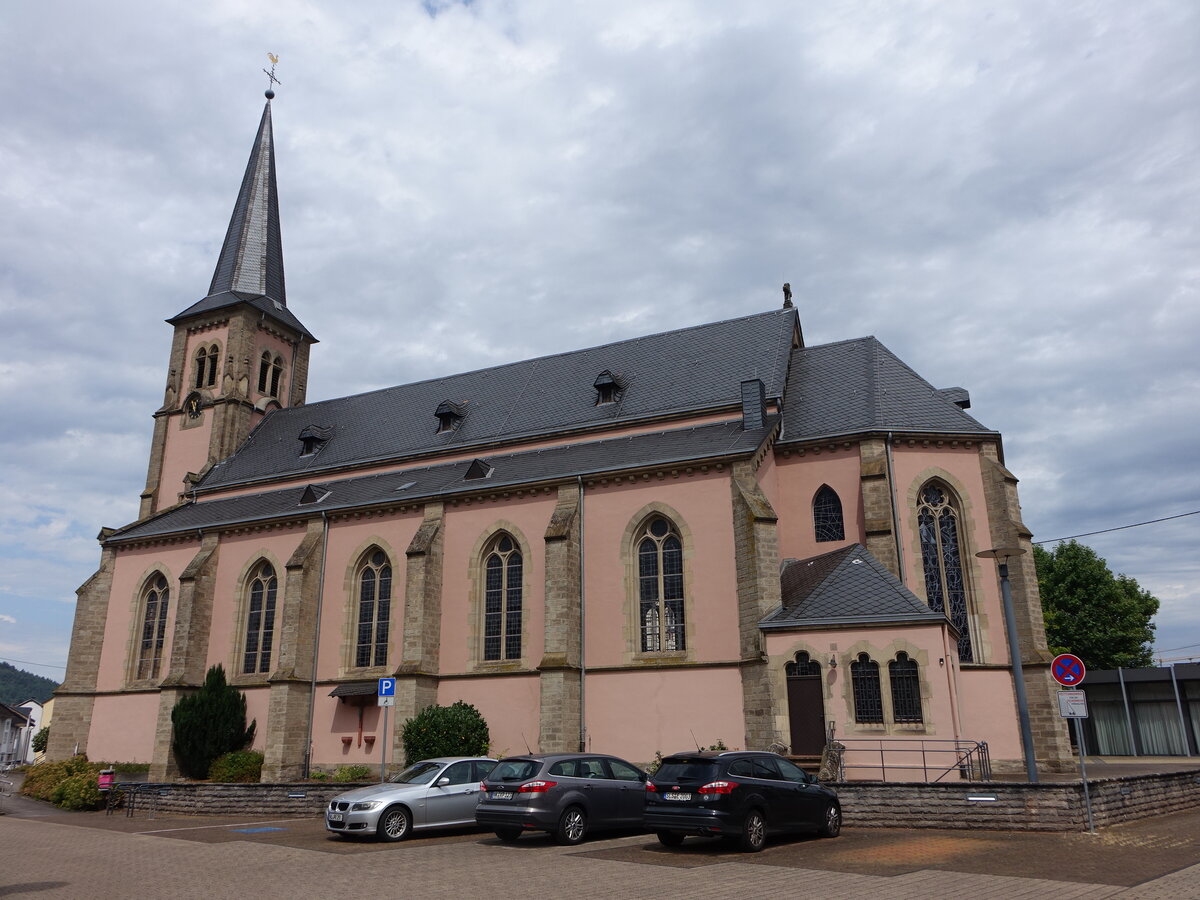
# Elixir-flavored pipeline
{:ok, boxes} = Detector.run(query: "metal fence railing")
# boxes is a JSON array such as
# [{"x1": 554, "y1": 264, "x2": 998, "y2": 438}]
[{"x1": 830, "y1": 738, "x2": 991, "y2": 782}]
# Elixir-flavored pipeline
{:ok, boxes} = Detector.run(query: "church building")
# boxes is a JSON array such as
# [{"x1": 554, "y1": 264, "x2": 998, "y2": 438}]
[{"x1": 50, "y1": 94, "x2": 1073, "y2": 781}]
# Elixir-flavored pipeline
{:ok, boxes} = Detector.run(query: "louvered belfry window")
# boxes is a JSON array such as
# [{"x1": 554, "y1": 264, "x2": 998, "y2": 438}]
[
  {"x1": 243, "y1": 561, "x2": 278, "y2": 675},
  {"x1": 851, "y1": 653, "x2": 884, "y2": 723},
  {"x1": 917, "y1": 482, "x2": 974, "y2": 662},
  {"x1": 483, "y1": 534, "x2": 522, "y2": 661},
  {"x1": 889, "y1": 652, "x2": 923, "y2": 723},
  {"x1": 355, "y1": 550, "x2": 391, "y2": 667},
  {"x1": 638, "y1": 517, "x2": 685, "y2": 652}
]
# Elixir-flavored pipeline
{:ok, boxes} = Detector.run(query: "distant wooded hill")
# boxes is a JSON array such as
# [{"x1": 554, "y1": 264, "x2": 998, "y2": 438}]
[{"x1": 0, "y1": 661, "x2": 58, "y2": 706}]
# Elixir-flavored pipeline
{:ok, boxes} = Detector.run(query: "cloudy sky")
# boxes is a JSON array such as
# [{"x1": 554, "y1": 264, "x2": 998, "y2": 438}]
[{"x1": 2, "y1": 0, "x2": 1197, "y2": 681}]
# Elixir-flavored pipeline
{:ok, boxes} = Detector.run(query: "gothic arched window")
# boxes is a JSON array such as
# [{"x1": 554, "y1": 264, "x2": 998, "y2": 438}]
[
  {"x1": 637, "y1": 516, "x2": 685, "y2": 652},
  {"x1": 136, "y1": 573, "x2": 170, "y2": 681},
  {"x1": 812, "y1": 485, "x2": 845, "y2": 543},
  {"x1": 889, "y1": 652, "x2": 922, "y2": 723},
  {"x1": 194, "y1": 344, "x2": 219, "y2": 389},
  {"x1": 785, "y1": 651, "x2": 821, "y2": 678},
  {"x1": 258, "y1": 351, "x2": 284, "y2": 397},
  {"x1": 850, "y1": 653, "x2": 883, "y2": 723},
  {"x1": 483, "y1": 533, "x2": 523, "y2": 661},
  {"x1": 242, "y1": 561, "x2": 278, "y2": 675},
  {"x1": 917, "y1": 481, "x2": 974, "y2": 662},
  {"x1": 355, "y1": 549, "x2": 391, "y2": 668}
]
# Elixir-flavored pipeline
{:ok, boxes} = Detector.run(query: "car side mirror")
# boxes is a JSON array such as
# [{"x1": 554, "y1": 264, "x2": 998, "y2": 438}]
[{"x1": 437, "y1": 777, "x2": 451, "y2": 787}]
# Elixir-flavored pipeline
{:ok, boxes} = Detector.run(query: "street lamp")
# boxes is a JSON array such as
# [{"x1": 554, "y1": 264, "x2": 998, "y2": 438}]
[{"x1": 977, "y1": 546, "x2": 1038, "y2": 783}]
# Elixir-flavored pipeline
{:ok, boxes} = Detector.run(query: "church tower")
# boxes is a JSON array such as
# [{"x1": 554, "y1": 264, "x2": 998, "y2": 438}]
[{"x1": 139, "y1": 92, "x2": 315, "y2": 517}]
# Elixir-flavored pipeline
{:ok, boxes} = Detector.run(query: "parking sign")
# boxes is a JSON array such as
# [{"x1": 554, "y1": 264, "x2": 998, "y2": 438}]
[{"x1": 378, "y1": 678, "x2": 395, "y2": 696}]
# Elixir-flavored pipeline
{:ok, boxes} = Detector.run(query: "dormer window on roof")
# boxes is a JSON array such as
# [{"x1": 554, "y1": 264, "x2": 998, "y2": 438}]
[
  {"x1": 435, "y1": 400, "x2": 467, "y2": 433},
  {"x1": 464, "y1": 458, "x2": 494, "y2": 480},
  {"x1": 593, "y1": 370, "x2": 624, "y2": 405},
  {"x1": 298, "y1": 425, "x2": 334, "y2": 457},
  {"x1": 299, "y1": 483, "x2": 331, "y2": 505}
]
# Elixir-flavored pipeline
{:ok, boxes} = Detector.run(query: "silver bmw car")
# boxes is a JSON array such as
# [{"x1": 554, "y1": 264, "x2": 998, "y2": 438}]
[{"x1": 325, "y1": 756, "x2": 497, "y2": 841}]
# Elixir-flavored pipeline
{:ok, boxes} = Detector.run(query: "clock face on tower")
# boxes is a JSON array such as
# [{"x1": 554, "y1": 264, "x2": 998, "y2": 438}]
[{"x1": 185, "y1": 393, "x2": 202, "y2": 418}]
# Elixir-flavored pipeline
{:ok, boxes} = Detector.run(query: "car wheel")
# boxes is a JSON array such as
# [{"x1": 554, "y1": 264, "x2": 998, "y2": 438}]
[
  {"x1": 377, "y1": 805, "x2": 411, "y2": 842},
  {"x1": 818, "y1": 803, "x2": 841, "y2": 838},
  {"x1": 739, "y1": 809, "x2": 766, "y2": 852},
  {"x1": 494, "y1": 827, "x2": 522, "y2": 842},
  {"x1": 656, "y1": 830, "x2": 685, "y2": 848},
  {"x1": 554, "y1": 806, "x2": 588, "y2": 845}
]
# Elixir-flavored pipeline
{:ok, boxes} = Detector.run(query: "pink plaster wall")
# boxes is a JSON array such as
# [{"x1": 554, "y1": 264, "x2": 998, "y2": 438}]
[
  {"x1": 241, "y1": 685, "x2": 271, "y2": 751},
  {"x1": 158, "y1": 418, "x2": 212, "y2": 508},
  {"x1": 771, "y1": 449, "x2": 863, "y2": 562},
  {"x1": 86, "y1": 692, "x2": 161, "y2": 763},
  {"x1": 315, "y1": 696, "x2": 394, "y2": 766},
  {"x1": 439, "y1": 677, "x2": 541, "y2": 758},
  {"x1": 956, "y1": 668, "x2": 1022, "y2": 761}
]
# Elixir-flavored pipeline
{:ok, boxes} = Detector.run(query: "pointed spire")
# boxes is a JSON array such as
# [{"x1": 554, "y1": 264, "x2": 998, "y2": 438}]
[{"x1": 207, "y1": 99, "x2": 286, "y2": 303}]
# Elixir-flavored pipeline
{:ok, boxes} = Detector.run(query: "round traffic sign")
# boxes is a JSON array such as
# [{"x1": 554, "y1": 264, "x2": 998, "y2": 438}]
[{"x1": 1051, "y1": 653, "x2": 1086, "y2": 686}]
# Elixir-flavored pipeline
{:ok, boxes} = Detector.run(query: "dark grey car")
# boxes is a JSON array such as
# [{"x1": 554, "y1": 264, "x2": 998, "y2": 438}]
[{"x1": 475, "y1": 753, "x2": 648, "y2": 845}]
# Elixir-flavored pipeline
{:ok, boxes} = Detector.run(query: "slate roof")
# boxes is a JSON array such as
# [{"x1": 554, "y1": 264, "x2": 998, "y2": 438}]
[
  {"x1": 194, "y1": 308, "x2": 797, "y2": 491},
  {"x1": 168, "y1": 100, "x2": 314, "y2": 341},
  {"x1": 779, "y1": 337, "x2": 993, "y2": 443},
  {"x1": 109, "y1": 417, "x2": 776, "y2": 543},
  {"x1": 760, "y1": 544, "x2": 948, "y2": 629}
]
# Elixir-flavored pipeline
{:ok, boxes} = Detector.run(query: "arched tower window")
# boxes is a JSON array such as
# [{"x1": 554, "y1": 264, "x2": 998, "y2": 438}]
[
  {"x1": 889, "y1": 652, "x2": 922, "y2": 723},
  {"x1": 483, "y1": 533, "x2": 523, "y2": 661},
  {"x1": 917, "y1": 481, "x2": 974, "y2": 662},
  {"x1": 136, "y1": 573, "x2": 170, "y2": 681},
  {"x1": 194, "y1": 344, "x2": 219, "y2": 389},
  {"x1": 355, "y1": 549, "x2": 392, "y2": 668},
  {"x1": 812, "y1": 485, "x2": 845, "y2": 543},
  {"x1": 258, "y1": 351, "x2": 284, "y2": 397},
  {"x1": 242, "y1": 561, "x2": 278, "y2": 675},
  {"x1": 850, "y1": 653, "x2": 883, "y2": 723},
  {"x1": 637, "y1": 516, "x2": 685, "y2": 652}
]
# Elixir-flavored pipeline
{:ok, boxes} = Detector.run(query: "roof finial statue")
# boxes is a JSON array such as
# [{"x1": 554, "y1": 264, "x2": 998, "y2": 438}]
[
  {"x1": 782, "y1": 282, "x2": 793, "y2": 309},
  {"x1": 263, "y1": 53, "x2": 282, "y2": 100}
]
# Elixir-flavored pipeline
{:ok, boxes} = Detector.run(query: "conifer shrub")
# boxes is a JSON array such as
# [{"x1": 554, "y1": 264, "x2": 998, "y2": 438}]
[
  {"x1": 170, "y1": 664, "x2": 257, "y2": 779},
  {"x1": 400, "y1": 700, "x2": 490, "y2": 765},
  {"x1": 208, "y1": 750, "x2": 264, "y2": 783}
]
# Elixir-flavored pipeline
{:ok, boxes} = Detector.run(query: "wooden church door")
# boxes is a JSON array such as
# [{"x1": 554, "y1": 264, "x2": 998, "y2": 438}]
[{"x1": 785, "y1": 652, "x2": 826, "y2": 756}]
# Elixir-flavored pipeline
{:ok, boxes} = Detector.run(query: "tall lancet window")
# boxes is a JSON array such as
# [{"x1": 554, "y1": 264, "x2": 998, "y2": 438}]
[
  {"x1": 194, "y1": 344, "x2": 219, "y2": 389},
  {"x1": 812, "y1": 485, "x2": 845, "y2": 543},
  {"x1": 918, "y1": 482, "x2": 974, "y2": 662},
  {"x1": 136, "y1": 573, "x2": 170, "y2": 681},
  {"x1": 483, "y1": 533, "x2": 523, "y2": 661},
  {"x1": 638, "y1": 516, "x2": 686, "y2": 652},
  {"x1": 355, "y1": 549, "x2": 392, "y2": 668},
  {"x1": 242, "y1": 561, "x2": 278, "y2": 675},
  {"x1": 258, "y1": 352, "x2": 284, "y2": 397}
]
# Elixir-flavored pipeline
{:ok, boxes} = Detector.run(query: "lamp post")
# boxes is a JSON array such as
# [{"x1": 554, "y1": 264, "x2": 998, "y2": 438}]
[{"x1": 977, "y1": 546, "x2": 1038, "y2": 783}]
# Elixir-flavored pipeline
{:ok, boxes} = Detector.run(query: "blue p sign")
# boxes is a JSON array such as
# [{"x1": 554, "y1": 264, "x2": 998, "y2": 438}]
[{"x1": 378, "y1": 678, "x2": 395, "y2": 697}]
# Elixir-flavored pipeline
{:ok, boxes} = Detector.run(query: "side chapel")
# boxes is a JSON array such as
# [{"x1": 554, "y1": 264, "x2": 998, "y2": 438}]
[{"x1": 50, "y1": 93, "x2": 1073, "y2": 780}]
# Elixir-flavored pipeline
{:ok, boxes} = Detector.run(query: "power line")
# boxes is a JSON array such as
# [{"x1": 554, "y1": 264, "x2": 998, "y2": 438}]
[
  {"x1": 1156, "y1": 642, "x2": 1200, "y2": 653},
  {"x1": 1033, "y1": 509, "x2": 1200, "y2": 545},
  {"x1": 0, "y1": 656, "x2": 66, "y2": 671}
]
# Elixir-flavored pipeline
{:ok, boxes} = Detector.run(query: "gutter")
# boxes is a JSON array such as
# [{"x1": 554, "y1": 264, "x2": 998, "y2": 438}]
[{"x1": 302, "y1": 511, "x2": 330, "y2": 778}]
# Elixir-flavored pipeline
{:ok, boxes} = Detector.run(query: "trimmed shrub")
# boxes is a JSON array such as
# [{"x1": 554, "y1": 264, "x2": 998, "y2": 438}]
[
  {"x1": 400, "y1": 700, "x2": 490, "y2": 765},
  {"x1": 21, "y1": 755, "x2": 96, "y2": 803},
  {"x1": 170, "y1": 664, "x2": 257, "y2": 779},
  {"x1": 50, "y1": 772, "x2": 104, "y2": 811},
  {"x1": 208, "y1": 750, "x2": 264, "y2": 783},
  {"x1": 333, "y1": 765, "x2": 373, "y2": 782}
]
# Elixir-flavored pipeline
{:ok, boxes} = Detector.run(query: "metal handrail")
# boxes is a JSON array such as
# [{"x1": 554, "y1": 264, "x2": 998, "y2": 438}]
[
  {"x1": 832, "y1": 738, "x2": 991, "y2": 782},
  {"x1": 111, "y1": 781, "x2": 172, "y2": 818}
]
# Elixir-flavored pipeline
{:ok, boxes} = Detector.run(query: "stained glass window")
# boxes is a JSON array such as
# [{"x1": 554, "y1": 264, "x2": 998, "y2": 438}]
[
  {"x1": 785, "y1": 651, "x2": 821, "y2": 678},
  {"x1": 483, "y1": 534, "x2": 523, "y2": 661},
  {"x1": 638, "y1": 517, "x2": 685, "y2": 652},
  {"x1": 918, "y1": 482, "x2": 974, "y2": 662},
  {"x1": 242, "y1": 561, "x2": 278, "y2": 675},
  {"x1": 889, "y1": 652, "x2": 922, "y2": 723},
  {"x1": 851, "y1": 653, "x2": 883, "y2": 723},
  {"x1": 136, "y1": 574, "x2": 170, "y2": 680},
  {"x1": 355, "y1": 549, "x2": 391, "y2": 667},
  {"x1": 812, "y1": 485, "x2": 845, "y2": 542}
]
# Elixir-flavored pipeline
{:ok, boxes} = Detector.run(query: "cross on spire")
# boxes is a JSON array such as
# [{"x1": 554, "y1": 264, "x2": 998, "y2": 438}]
[{"x1": 263, "y1": 53, "x2": 282, "y2": 98}]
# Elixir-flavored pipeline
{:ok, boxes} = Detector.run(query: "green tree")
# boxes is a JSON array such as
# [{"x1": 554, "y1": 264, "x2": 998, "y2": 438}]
[
  {"x1": 1033, "y1": 540, "x2": 1159, "y2": 669},
  {"x1": 401, "y1": 701, "x2": 490, "y2": 765},
  {"x1": 170, "y1": 664, "x2": 257, "y2": 779},
  {"x1": 31, "y1": 726, "x2": 49, "y2": 754}
]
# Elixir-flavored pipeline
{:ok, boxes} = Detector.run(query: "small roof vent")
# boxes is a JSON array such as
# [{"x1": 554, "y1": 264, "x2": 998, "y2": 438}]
[
  {"x1": 299, "y1": 483, "x2": 331, "y2": 505},
  {"x1": 464, "y1": 458, "x2": 494, "y2": 480},
  {"x1": 298, "y1": 424, "x2": 334, "y2": 456},
  {"x1": 593, "y1": 370, "x2": 625, "y2": 405},
  {"x1": 436, "y1": 400, "x2": 467, "y2": 433},
  {"x1": 935, "y1": 387, "x2": 971, "y2": 410}
]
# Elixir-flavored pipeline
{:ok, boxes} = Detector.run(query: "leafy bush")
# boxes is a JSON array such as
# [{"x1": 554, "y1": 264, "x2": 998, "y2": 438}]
[
  {"x1": 333, "y1": 764, "x2": 373, "y2": 782},
  {"x1": 31, "y1": 726, "x2": 49, "y2": 754},
  {"x1": 21, "y1": 755, "x2": 96, "y2": 802},
  {"x1": 170, "y1": 665, "x2": 256, "y2": 779},
  {"x1": 50, "y1": 772, "x2": 104, "y2": 811},
  {"x1": 208, "y1": 750, "x2": 264, "y2": 783},
  {"x1": 307, "y1": 770, "x2": 329, "y2": 781},
  {"x1": 401, "y1": 701, "x2": 490, "y2": 765}
]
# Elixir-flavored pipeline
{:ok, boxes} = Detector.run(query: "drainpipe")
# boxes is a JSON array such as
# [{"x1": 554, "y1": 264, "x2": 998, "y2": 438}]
[
  {"x1": 303, "y1": 512, "x2": 330, "y2": 778},
  {"x1": 1170, "y1": 665, "x2": 1192, "y2": 757},
  {"x1": 885, "y1": 432, "x2": 905, "y2": 584},
  {"x1": 1117, "y1": 667, "x2": 1138, "y2": 757},
  {"x1": 577, "y1": 476, "x2": 587, "y2": 752}
]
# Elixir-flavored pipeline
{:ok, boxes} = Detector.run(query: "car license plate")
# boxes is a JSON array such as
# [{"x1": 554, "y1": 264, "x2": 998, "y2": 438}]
[
  {"x1": 328, "y1": 813, "x2": 344, "y2": 823},
  {"x1": 664, "y1": 792, "x2": 692, "y2": 801},
  {"x1": 491, "y1": 791, "x2": 514, "y2": 800}
]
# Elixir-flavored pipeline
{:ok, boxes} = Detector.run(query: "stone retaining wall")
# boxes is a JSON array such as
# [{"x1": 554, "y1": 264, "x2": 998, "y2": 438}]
[{"x1": 121, "y1": 771, "x2": 1200, "y2": 831}]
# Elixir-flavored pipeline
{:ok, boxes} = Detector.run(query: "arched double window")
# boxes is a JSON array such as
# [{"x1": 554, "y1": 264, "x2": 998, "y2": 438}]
[
  {"x1": 355, "y1": 550, "x2": 391, "y2": 668},
  {"x1": 917, "y1": 481, "x2": 974, "y2": 662},
  {"x1": 136, "y1": 573, "x2": 170, "y2": 680},
  {"x1": 242, "y1": 561, "x2": 278, "y2": 675},
  {"x1": 193, "y1": 344, "x2": 219, "y2": 389},
  {"x1": 258, "y1": 351, "x2": 284, "y2": 397},
  {"x1": 850, "y1": 653, "x2": 883, "y2": 723},
  {"x1": 889, "y1": 652, "x2": 922, "y2": 723},
  {"x1": 812, "y1": 485, "x2": 845, "y2": 543},
  {"x1": 637, "y1": 516, "x2": 685, "y2": 652},
  {"x1": 483, "y1": 533, "x2": 523, "y2": 661}
]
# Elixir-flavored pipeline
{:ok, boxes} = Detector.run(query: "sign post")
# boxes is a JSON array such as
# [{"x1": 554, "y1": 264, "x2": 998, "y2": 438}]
[
  {"x1": 377, "y1": 678, "x2": 396, "y2": 782},
  {"x1": 1053, "y1": 660, "x2": 1095, "y2": 834}
]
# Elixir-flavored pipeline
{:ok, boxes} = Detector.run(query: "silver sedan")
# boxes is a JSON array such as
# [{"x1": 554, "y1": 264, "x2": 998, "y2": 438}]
[{"x1": 325, "y1": 757, "x2": 497, "y2": 841}]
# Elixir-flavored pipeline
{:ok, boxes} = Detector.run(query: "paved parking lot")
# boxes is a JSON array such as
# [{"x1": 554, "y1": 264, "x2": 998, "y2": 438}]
[{"x1": 4, "y1": 795, "x2": 1200, "y2": 899}]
